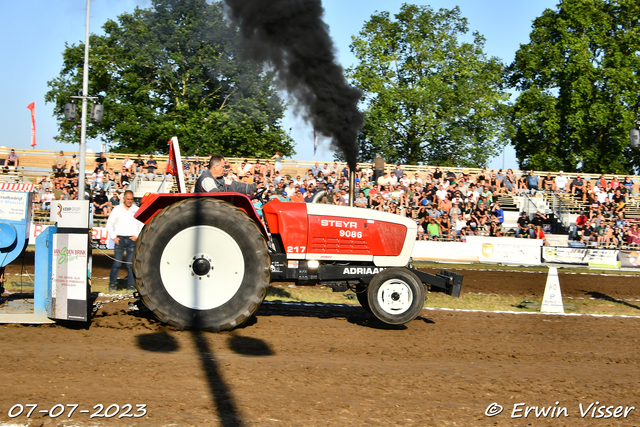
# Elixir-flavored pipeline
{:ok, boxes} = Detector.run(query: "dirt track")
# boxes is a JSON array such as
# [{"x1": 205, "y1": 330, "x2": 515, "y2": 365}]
[{"x1": 1, "y1": 266, "x2": 639, "y2": 426}]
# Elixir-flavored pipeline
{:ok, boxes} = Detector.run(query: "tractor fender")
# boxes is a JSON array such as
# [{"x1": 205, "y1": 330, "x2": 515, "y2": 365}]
[{"x1": 134, "y1": 192, "x2": 268, "y2": 239}]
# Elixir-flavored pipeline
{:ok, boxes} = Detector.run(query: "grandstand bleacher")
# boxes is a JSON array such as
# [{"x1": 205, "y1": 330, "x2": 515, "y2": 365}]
[{"x1": 3, "y1": 147, "x2": 639, "y2": 248}]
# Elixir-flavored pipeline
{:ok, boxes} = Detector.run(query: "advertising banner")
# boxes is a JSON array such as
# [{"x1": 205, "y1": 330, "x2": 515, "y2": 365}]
[
  {"x1": 0, "y1": 191, "x2": 28, "y2": 222},
  {"x1": 543, "y1": 247, "x2": 620, "y2": 268},
  {"x1": 51, "y1": 233, "x2": 88, "y2": 321},
  {"x1": 466, "y1": 236, "x2": 543, "y2": 265},
  {"x1": 542, "y1": 247, "x2": 589, "y2": 265},
  {"x1": 618, "y1": 250, "x2": 640, "y2": 268},
  {"x1": 28, "y1": 223, "x2": 110, "y2": 249},
  {"x1": 50, "y1": 200, "x2": 90, "y2": 228},
  {"x1": 412, "y1": 241, "x2": 480, "y2": 263},
  {"x1": 585, "y1": 249, "x2": 620, "y2": 268}
]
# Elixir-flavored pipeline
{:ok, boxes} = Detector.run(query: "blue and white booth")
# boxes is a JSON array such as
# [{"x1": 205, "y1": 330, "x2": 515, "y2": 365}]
[{"x1": 0, "y1": 183, "x2": 90, "y2": 324}]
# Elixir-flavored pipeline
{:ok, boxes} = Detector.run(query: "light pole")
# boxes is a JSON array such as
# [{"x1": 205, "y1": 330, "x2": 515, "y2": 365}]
[
  {"x1": 76, "y1": 0, "x2": 92, "y2": 200},
  {"x1": 64, "y1": 0, "x2": 104, "y2": 200}
]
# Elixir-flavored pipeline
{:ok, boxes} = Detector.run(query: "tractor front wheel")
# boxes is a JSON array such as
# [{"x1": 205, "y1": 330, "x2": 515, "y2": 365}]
[{"x1": 367, "y1": 268, "x2": 425, "y2": 325}]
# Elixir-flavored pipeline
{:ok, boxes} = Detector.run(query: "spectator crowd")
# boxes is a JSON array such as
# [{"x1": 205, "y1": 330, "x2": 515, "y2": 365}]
[
  {"x1": 32, "y1": 150, "x2": 166, "y2": 218},
  {"x1": 21, "y1": 148, "x2": 640, "y2": 247}
]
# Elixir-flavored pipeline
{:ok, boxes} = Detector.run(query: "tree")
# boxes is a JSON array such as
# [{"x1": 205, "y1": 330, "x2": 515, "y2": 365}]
[
  {"x1": 508, "y1": 0, "x2": 640, "y2": 173},
  {"x1": 45, "y1": 0, "x2": 294, "y2": 157},
  {"x1": 346, "y1": 4, "x2": 510, "y2": 167}
]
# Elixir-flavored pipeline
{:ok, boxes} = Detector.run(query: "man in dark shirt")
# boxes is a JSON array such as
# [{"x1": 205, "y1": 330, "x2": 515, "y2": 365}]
[
  {"x1": 612, "y1": 189, "x2": 626, "y2": 215},
  {"x1": 93, "y1": 190, "x2": 110, "y2": 215},
  {"x1": 474, "y1": 202, "x2": 489, "y2": 227},
  {"x1": 194, "y1": 154, "x2": 261, "y2": 194},
  {"x1": 466, "y1": 217, "x2": 478, "y2": 234},
  {"x1": 134, "y1": 155, "x2": 145, "y2": 174},
  {"x1": 516, "y1": 212, "x2": 534, "y2": 238},
  {"x1": 95, "y1": 152, "x2": 108, "y2": 171},
  {"x1": 273, "y1": 182, "x2": 285, "y2": 195},
  {"x1": 146, "y1": 156, "x2": 158, "y2": 180},
  {"x1": 433, "y1": 167, "x2": 443, "y2": 181},
  {"x1": 373, "y1": 155, "x2": 385, "y2": 183},
  {"x1": 120, "y1": 170, "x2": 131, "y2": 187},
  {"x1": 581, "y1": 221, "x2": 596, "y2": 242},
  {"x1": 531, "y1": 211, "x2": 547, "y2": 228},
  {"x1": 571, "y1": 174, "x2": 585, "y2": 197},
  {"x1": 393, "y1": 164, "x2": 404, "y2": 180}
]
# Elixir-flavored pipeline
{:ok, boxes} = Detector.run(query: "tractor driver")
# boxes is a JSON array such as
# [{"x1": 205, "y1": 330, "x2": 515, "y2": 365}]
[{"x1": 194, "y1": 154, "x2": 264, "y2": 195}]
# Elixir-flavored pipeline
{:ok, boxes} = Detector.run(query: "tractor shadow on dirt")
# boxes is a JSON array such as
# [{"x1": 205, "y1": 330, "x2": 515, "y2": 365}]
[
  {"x1": 227, "y1": 334, "x2": 274, "y2": 356},
  {"x1": 135, "y1": 325, "x2": 257, "y2": 427},
  {"x1": 136, "y1": 330, "x2": 180, "y2": 352},
  {"x1": 585, "y1": 291, "x2": 640, "y2": 311},
  {"x1": 256, "y1": 300, "x2": 435, "y2": 330}
]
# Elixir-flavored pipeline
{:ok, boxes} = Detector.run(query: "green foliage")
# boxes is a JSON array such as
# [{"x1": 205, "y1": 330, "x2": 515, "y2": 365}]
[
  {"x1": 508, "y1": 0, "x2": 640, "y2": 173},
  {"x1": 345, "y1": 4, "x2": 510, "y2": 167},
  {"x1": 45, "y1": 0, "x2": 294, "y2": 157}
]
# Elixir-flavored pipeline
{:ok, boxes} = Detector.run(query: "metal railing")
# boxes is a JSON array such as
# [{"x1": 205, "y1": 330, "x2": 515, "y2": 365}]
[
  {"x1": 551, "y1": 192, "x2": 574, "y2": 229},
  {"x1": 126, "y1": 174, "x2": 173, "y2": 198},
  {"x1": 521, "y1": 193, "x2": 539, "y2": 217}
]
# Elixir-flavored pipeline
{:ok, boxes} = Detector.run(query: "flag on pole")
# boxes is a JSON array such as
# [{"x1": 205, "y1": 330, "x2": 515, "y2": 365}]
[
  {"x1": 166, "y1": 139, "x2": 178, "y2": 176},
  {"x1": 27, "y1": 102, "x2": 36, "y2": 147},
  {"x1": 166, "y1": 137, "x2": 186, "y2": 193},
  {"x1": 313, "y1": 130, "x2": 318, "y2": 157}
]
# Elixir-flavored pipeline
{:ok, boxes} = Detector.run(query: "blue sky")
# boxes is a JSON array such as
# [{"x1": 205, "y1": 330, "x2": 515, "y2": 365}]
[{"x1": 0, "y1": 0, "x2": 558, "y2": 168}]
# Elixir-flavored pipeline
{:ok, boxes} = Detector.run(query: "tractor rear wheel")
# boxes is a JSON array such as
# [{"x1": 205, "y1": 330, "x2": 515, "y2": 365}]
[
  {"x1": 367, "y1": 268, "x2": 425, "y2": 325},
  {"x1": 133, "y1": 198, "x2": 270, "y2": 331}
]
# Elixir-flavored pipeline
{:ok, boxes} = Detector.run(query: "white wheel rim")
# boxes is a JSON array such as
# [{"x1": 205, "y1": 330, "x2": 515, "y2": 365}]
[
  {"x1": 160, "y1": 225, "x2": 245, "y2": 310},
  {"x1": 376, "y1": 279, "x2": 413, "y2": 315}
]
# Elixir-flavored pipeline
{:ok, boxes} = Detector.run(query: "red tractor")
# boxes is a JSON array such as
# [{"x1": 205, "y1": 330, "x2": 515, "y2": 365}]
[{"x1": 132, "y1": 144, "x2": 462, "y2": 331}]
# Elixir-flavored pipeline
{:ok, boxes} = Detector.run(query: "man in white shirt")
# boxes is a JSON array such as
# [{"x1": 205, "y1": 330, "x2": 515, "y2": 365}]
[
  {"x1": 362, "y1": 165, "x2": 373, "y2": 183},
  {"x1": 107, "y1": 190, "x2": 143, "y2": 292},
  {"x1": 224, "y1": 170, "x2": 237, "y2": 185},
  {"x1": 466, "y1": 184, "x2": 480, "y2": 204},
  {"x1": 284, "y1": 182, "x2": 296, "y2": 198},
  {"x1": 377, "y1": 172, "x2": 391, "y2": 186},
  {"x1": 436, "y1": 184, "x2": 448, "y2": 202},
  {"x1": 121, "y1": 154, "x2": 134, "y2": 174},
  {"x1": 555, "y1": 171, "x2": 568, "y2": 193}
]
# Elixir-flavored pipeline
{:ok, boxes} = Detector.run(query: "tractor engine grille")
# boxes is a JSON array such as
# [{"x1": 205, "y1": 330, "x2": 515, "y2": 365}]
[{"x1": 310, "y1": 237, "x2": 370, "y2": 254}]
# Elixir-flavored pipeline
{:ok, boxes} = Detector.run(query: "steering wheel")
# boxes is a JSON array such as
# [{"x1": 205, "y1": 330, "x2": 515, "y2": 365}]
[{"x1": 252, "y1": 186, "x2": 270, "y2": 204}]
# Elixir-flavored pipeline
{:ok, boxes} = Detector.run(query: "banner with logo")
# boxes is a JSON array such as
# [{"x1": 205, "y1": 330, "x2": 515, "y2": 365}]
[
  {"x1": 543, "y1": 247, "x2": 620, "y2": 268},
  {"x1": 585, "y1": 249, "x2": 620, "y2": 268},
  {"x1": 466, "y1": 236, "x2": 543, "y2": 265},
  {"x1": 49, "y1": 200, "x2": 90, "y2": 228},
  {"x1": 619, "y1": 250, "x2": 640, "y2": 268},
  {"x1": 0, "y1": 192, "x2": 28, "y2": 222},
  {"x1": 51, "y1": 233, "x2": 88, "y2": 321},
  {"x1": 542, "y1": 247, "x2": 589, "y2": 265},
  {"x1": 28, "y1": 223, "x2": 110, "y2": 250}
]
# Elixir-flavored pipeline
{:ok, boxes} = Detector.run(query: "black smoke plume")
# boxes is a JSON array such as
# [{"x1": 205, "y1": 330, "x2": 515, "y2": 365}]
[{"x1": 222, "y1": 0, "x2": 364, "y2": 169}]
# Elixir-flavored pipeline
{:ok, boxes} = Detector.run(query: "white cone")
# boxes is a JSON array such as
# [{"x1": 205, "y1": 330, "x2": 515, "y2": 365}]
[{"x1": 541, "y1": 267, "x2": 564, "y2": 314}]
